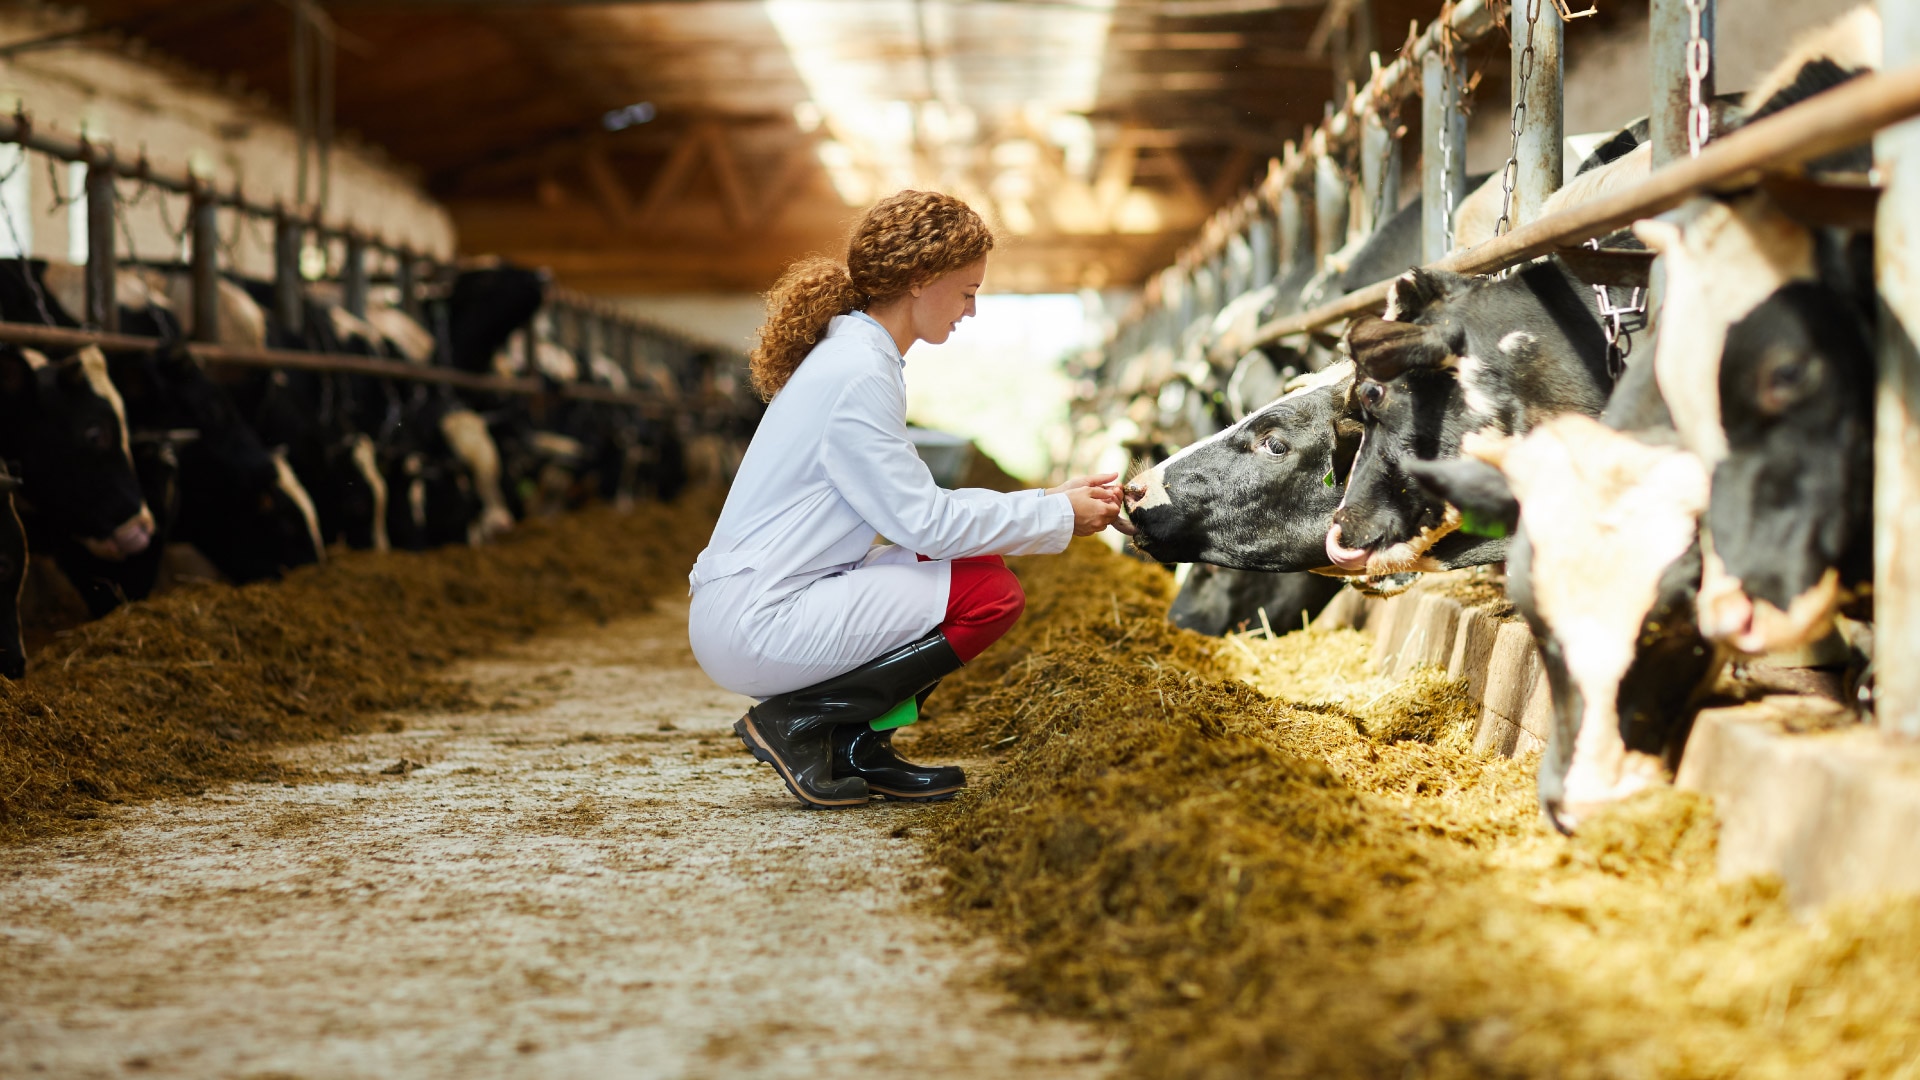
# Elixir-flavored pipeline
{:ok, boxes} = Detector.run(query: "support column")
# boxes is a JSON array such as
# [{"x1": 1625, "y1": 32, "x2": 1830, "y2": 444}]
[
  {"x1": 342, "y1": 233, "x2": 368, "y2": 318},
  {"x1": 190, "y1": 190, "x2": 220, "y2": 344},
  {"x1": 1876, "y1": 0, "x2": 1920, "y2": 739},
  {"x1": 1421, "y1": 45, "x2": 1468, "y2": 263},
  {"x1": 1248, "y1": 212, "x2": 1276, "y2": 291},
  {"x1": 396, "y1": 249, "x2": 421, "y2": 321},
  {"x1": 1313, "y1": 147, "x2": 1349, "y2": 267},
  {"x1": 273, "y1": 212, "x2": 304, "y2": 336},
  {"x1": 1512, "y1": 0, "x2": 1565, "y2": 225},
  {"x1": 1650, "y1": 0, "x2": 1714, "y2": 168},
  {"x1": 84, "y1": 157, "x2": 117, "y2": 332},
  {"x1": 1278, "y1": 180, "x2": 1313, "y2": 284}
]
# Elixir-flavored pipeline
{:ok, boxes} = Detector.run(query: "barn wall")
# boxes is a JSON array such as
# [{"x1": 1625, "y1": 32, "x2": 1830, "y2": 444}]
[
  {"x1": 1465, "y1": 0, "x2": 1864, "y2": 172},
  {"x1": 615, "y1": 294, "x2": 769, "y2": 354},
  {"x1": 0, "y1": 12, "x2": 454, "y2": 281}
]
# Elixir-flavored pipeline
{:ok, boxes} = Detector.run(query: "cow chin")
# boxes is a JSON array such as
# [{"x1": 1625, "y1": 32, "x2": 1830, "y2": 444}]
[
  {"x1": 1324, "y1": 503, "x2": 1461, "y2": 577},
  {"x1": 1697, "y1": 550, "x2": 1842, "y2": 655},
  {"x1": 79, "y1": 506, "x2": 157, "y2": 562}
]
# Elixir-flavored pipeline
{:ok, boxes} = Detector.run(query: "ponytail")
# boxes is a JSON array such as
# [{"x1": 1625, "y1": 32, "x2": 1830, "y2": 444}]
[
  {"x1": 750, "y1": 190, "x2": 995, "y2": 402},
  {"x1": 749, "y1": 257, "x2": 864, "y2": 400}
]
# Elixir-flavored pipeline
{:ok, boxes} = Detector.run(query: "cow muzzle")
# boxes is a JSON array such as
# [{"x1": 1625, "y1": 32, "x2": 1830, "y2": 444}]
[
  {"x1": 81, "y1": 506, "x2": 157, "y2": 562},
  {"x1": 1324, "y1": 523, "x2": 1371, "y2": 573}
]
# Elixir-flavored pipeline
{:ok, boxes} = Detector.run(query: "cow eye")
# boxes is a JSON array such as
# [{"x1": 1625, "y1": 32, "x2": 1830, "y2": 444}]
[
  {"x1": 1758, "y1": 351, "x2": 1817, "y2": 413},
  {"x1": 1256, "y1": 433, "x2": 1288, "y2": 457},
  {"x1": 1360, "y1": 382, "x2": 1386, "y2": 408}
]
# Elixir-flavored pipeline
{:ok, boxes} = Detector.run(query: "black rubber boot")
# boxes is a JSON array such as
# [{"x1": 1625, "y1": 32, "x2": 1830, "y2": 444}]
[
  {"x1": 830, "y1": 725, "x2": 966, "y2": 802},
  {"x1": 736, "y1": 629, "x2": 964, "y2": 809}
]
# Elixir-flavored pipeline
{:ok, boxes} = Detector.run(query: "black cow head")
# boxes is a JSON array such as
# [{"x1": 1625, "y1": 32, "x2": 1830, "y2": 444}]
[
  {"x1": 1411, "y1": 417, "x2": 1724, "y2": 834},
  {"x1": 1167, "y1": 564, "x2": 1344, "y2": 638},
  {"x1": 1328, "y1": 261, "x2": 1609, "y2": 575},
  {"x1": 1121, "y1": 361, "x2": 1359, "y2": 572},
  {"x1": 1696, "y1": 282, "x2": 1875, "y2": 655},
  {"x1": 0, "y1": 346, "x2": 154, "y2": 560}
]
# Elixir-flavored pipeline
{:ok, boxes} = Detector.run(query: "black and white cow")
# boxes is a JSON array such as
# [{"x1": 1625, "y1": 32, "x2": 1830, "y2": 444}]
[
  {"x1": 1325, "y1": 258, "x2": 1610, "y2": 575},
  {"x1": 1166, "y1": 561, "x2": 1344, "y2": 637},
  {"x1": 0, "y1": 461, "x2": 26, "y2": 679}
]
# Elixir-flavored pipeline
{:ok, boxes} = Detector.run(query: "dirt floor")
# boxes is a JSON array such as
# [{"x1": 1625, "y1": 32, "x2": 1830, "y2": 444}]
[{"x1": 0, "y1": 601, "x2": 1111, "y2": 1080}]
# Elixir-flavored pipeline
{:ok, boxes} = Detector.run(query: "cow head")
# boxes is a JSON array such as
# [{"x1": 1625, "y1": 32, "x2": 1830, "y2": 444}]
[
  {"x1": 1697, "y1": 283, "x2": 1874, "y2": 654},
  {"x1": 1329, "y1": 261, "x2": 1609, "y2": 575},
  {"x1": 1412, "y1": 417, "x2": 1724, "y2": 834},
  {"x1": 0, "y1": 346, "x2": 154, "y2": 561},
  {"x1": 1121, "y1": 362, "x2": 1359, "y2": 572}
]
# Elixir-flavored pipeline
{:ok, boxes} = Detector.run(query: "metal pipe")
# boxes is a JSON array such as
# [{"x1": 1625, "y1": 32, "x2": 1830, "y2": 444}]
[
  {"x1": 1876, "y1": 0, "x2": 1920, "y2": 739},
  {"x1": 1278, "y1": 181, "x2": 1314, "y2": 283},
  {"x1": 395, "y1": 250, "x2": 420, "y2": 320},
  {"x1": 1314, "y1": 149, "x2": 1350, "y2": 267},
  {"x1": 1360, "y1": 106, "x2": 1402, "y2": 232},
  {"x1": 84, "y1": 158, "x2": 116, "y2": 332},
  {"x1": 1513, "y1": 0, "x2": 1565, "y2": 225},
  {"x1": 1651, "y1": 0, "x2": 1714, "y2": 168},
  {"x1": 1420, "y1": 44, "x2": 1467, "y2": 264},
  {"x1": 190, "y1": 191, "x2": 219, "y2": 344},
  {"x1": 273, "y1": 213, "x2": 304, "y2": 336},
  {"x1": 343, "y1": 233, "x2": 368, "y2": 318},
  {"x1": 1245, "y1": 64, "x2": 1920, "y2": 346},
  {"x1": 1249, "y1": 212, "x2": 1276, "y2": 291}
]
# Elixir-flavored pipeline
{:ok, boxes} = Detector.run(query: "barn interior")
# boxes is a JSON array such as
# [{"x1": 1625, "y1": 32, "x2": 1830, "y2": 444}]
[{"x1": 1, "y1": 0, "x2": 1919, "y2": 1076}]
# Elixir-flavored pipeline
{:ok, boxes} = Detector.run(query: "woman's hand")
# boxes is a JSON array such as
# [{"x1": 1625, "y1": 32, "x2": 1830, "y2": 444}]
[{"x1": 1053, "y1": 472, "x2": 1128, "y2": 537}]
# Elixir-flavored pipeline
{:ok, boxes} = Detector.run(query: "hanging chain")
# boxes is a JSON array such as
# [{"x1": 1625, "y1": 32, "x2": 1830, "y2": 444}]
[
  {"x1": 1683, "y1": 0, "x2": 1711, "y2": 157},
  {"x1": 1492, "y1": 0, "x2": 1543, "y2": 240}
]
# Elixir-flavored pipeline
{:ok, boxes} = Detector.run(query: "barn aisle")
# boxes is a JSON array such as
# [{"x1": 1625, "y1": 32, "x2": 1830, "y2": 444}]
[{"x1": 0, "y1": 604, "x2": 1110, "y2": 1079}]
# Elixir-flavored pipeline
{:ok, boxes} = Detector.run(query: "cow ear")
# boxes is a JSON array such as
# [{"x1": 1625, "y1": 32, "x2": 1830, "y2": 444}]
[
  {"x1": 1383, "y1": 267, "x2": 1468, "y2": 322},
  {"x1": 1403, "y1": 457, "x2": 1519, "y2": 538},
  {"x1": 1345, "y1": 314, "x2": 1454, "y2": 381}
]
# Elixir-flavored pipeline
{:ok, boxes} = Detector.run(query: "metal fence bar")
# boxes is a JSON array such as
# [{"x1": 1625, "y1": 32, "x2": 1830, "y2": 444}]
[
  {"x1": 1314, "y1": 143, "x2": 1349, "y2": 267},
  {"x1": 1650, "y1": 0, "x2": 1714, "y2": 167},
  {"x1": 273, "y1": 212, "x2": 303, "y2": 335},
  {"x1": 84, "y1": 158, "x2": 116, "y2": 332},
  {"x1": 1513, "y1": 0, "x2": 1565, "y2": 225},
  {"x1": 342, "y1": 232, "x2": 368, "y2": 318},
  {"x1": 1360, "y1": 100, "x2": 1401, "y2": 233},
  {"x1": 190, "y1": 191, "x2": 220, "y2": 344},
  {"x1": 1246, "y1": 64, "x2": 1920, "y2": 345},
  {"x1": 1877, "y1": 0, "x2": 1920, "y2": 739},
  {"x1": 1420, "y1": 42, "x2": 1466, "y2": 264}
]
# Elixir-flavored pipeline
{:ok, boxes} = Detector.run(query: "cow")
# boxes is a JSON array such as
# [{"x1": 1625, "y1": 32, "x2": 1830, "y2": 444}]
[
  {"x1": 1167, "y1": 562, "x2": 1344, "y2": 637},
  {"x1": 1325, "y1": 257, "x2": 1610, "y2": 576},
  {"x1": 1, "y1": 461, "x2": 25, "y2": 679}
]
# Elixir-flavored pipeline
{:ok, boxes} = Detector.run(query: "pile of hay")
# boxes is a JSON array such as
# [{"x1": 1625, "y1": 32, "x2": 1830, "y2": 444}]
[
  {"x1": 0, "y1": 495, "x2": 718, "y2": 840},
  {"x1": 918, "y1": 540, "x2": 1920, "y2": 1079}
]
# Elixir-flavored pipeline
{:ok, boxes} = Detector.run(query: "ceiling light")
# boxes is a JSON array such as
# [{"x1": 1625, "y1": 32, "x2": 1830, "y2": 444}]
[{"x1": 602, "y1": 102, "x2": 656, "y2": 131}]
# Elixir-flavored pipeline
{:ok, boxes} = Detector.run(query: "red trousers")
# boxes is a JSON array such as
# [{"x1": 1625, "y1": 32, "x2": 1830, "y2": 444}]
[{"x1": 920, "y1": 554, "x2": 1025, "y2": 662}]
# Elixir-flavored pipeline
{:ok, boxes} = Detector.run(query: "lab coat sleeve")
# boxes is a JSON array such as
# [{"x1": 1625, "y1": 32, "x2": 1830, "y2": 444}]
[{"x1": 821, "y1": 371, "x2": 1074, "y2": 559}]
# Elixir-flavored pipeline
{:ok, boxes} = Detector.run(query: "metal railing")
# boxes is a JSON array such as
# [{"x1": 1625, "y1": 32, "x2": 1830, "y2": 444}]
[{"x1": 0, "y1": 110, "x2": 732, "y2": 413}]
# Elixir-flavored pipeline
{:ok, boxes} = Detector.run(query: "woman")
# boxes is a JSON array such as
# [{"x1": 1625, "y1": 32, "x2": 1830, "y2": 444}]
[{"x1": 688, "y1": 190, "x2": 1125, "y2": 809}]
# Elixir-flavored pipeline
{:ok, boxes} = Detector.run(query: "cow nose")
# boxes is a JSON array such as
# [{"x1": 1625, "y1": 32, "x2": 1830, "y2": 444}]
[{"x1": 1122, "y1": 481, "x2": 1146, "y2": 507}]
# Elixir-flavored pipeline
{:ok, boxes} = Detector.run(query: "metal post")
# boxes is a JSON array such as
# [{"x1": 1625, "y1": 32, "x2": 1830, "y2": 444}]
[
  {"x1": 1650, "y1": 0, "x2": 1713, "y2": 168},
  {"x1": 273, "y1": 212, "x2": 304, "y2": 336},
  {"x1": 1313, "y1": 151, "x2": 1349, "y2": 267},
  {"x1": 190, "y1": 189, "x2": 220, "y2": 344},
  {"x1": 396, "y1": 249, "x2": 421, "y2": 320},
  {"x1": 84, "y1": 156, "x2": 117, "y2": 332},
  {"x1": 1421, "y1": 45, "x2": 1468, "y2": 264},
  {"x1": 1877, "y1": 0, "x2": 1920, "y2": 739},
  {"x1": 1279, "y1": 180, "x2": 1314, "y2": 283},
  {"x1": 1249, "y1": 212, "x2": 1275, "y2": 291},
  {"x1": 1513, "y1": 0, "x2": 1565, "y2": 225},
  {"x1": 343, "y1": 233, "x2": 368, "y2": 318},
  {"x1": 1361, "y1": 107, "x2": 1402, "y2": 233}
]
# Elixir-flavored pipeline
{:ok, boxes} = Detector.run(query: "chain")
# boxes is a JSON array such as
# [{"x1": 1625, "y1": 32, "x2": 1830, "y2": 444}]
[
  {"x1": 1591, "y1": 268, "x2": 1647, "y2": 380},
  {"x1": 1683, "y1": 0, "x2": 1711, "y2": 157},
  {"x1": 1492, "y1": 0, "x2": 1543, "y2": 241}
]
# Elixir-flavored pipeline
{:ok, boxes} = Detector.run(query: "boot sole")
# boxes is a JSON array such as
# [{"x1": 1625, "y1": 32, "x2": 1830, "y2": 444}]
[
  {"x1": 867, "y1": 785, "x2": 964, "y2": 804},
  {"x1": 734, "y1": 715, "x2": 870, "y2": 809}
]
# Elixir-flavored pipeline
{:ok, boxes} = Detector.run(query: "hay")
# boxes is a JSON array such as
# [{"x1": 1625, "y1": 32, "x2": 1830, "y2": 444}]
[
  {"x1": 918, "y1": 540, "x2": 1920, "y2": 1079},
  {"x1": 0, "y1": 494, "x2": 718, "y2": 840}
]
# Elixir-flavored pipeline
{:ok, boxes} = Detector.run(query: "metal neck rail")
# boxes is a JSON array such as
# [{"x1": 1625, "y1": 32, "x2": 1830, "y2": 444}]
[
  {"x1": 1245, "y1": 64, "x2": 1920, "y2": 346},
  {"x1": 0, "y1": 319, "x2": 668, "y2": 416}
]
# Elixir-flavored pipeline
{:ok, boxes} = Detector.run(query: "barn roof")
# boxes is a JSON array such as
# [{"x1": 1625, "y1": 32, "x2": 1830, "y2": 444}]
[{"x1": 43, "y1": 0, "x2": 1454, "y2": 293}]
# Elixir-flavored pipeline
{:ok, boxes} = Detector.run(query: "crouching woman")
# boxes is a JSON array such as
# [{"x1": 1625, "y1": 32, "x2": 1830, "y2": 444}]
[{"x1": 688, "y1": 190, "x2": 1123, "y2": 809}]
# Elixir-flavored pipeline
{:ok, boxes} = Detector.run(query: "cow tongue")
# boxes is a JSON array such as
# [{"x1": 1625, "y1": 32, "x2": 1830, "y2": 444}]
[{"x1": 1324, "y1": 524, "x2": 1372, "y2": 572}]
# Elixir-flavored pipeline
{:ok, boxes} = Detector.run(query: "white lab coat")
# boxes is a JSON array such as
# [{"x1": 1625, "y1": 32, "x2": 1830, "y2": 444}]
[{"x1": 687, "y1": 311, "x2": 1074, "y2": 698}]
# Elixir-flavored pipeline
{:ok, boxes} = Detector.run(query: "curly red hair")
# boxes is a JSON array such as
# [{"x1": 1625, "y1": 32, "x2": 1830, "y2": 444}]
[{"x1": 749, "y1": 190, "x2": 994, "y2": 400}]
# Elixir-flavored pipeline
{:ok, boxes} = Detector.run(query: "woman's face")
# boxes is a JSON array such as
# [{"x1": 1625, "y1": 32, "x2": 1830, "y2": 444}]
[{"x1": 909, "y1": 257, "x2": 986, "y2": 346}]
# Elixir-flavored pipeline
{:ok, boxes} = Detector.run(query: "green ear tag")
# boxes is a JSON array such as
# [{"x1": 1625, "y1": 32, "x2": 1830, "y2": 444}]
[
  {"x1": 1459, "y1": 508, "x2": 1510, "y2": 539},
  {"x1": 1322, "y1": 470, "x2": 1336, "y2": 488},
  {"x1": 871, "y1": 697, "x2": 919, "y2": 732}
]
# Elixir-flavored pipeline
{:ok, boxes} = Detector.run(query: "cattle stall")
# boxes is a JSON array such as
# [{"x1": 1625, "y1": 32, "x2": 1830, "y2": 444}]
[
  {"x1": 1082, "y1": 0, "x2": 1920, "y2": 905},
  {"x1": 0, "y1": 111, "x2": 759, "y2": 679}
]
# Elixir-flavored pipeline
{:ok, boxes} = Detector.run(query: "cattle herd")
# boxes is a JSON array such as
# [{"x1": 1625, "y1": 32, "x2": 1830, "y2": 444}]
[
  {"x1": 1085, "y1": 6, "x2": 1886, "y2": 832},
  {"x1": 0, "y1": 257, "x2": 759, "y2": 682}
]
